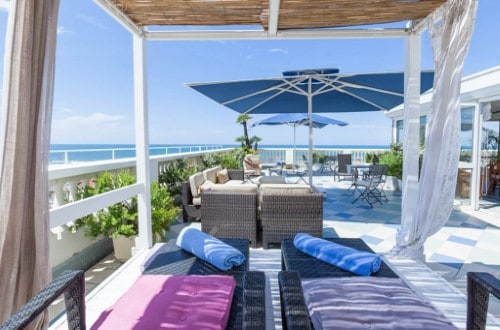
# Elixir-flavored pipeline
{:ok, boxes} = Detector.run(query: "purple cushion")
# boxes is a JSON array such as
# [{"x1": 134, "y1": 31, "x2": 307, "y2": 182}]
[
  {"x1": 302, "y1": 277, "x2": 457, "y2": 330},
  {"x1": 91, "y1": 275, "x2": 236, "y2": 329}
]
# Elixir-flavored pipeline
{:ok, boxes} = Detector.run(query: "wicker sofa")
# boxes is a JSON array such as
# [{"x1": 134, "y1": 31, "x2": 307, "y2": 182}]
[
  {"x1": 201, "y1": 190, "x2": 259, "y2": 248},
  {"x1": 181, "y1": 166, "x2": 245, "y2": 222},
  {"x1": 260, "y1": 184, "x2": 323, "y2": 249},
  {"x1": 200, "y1": 183, "x2": 323, "y2": 249}
]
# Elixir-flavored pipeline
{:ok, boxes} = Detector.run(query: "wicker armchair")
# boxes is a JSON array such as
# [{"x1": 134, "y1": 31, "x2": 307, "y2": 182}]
[
  {"x1": 181, "y1": 169, "x2": 245, "y2": 222},
  {"x1": 260, "y1": 188, "x2": 323, "y2": 249},
  {"x1": 181, "y1": 181, "x2": 201, "y2": 221},
  {"x1": 142, "y1": 238, "x2": 265, "y2": 329},
  {"x1": 0, "y1": 270, "x2": 85, "y2": 330},
  {"x1": 201, "y1": 190, "x2": 259, "y2": 248}
]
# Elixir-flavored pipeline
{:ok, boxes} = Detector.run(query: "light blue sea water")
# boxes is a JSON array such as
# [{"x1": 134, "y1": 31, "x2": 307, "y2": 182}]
[{"x1": 49, "y1": 144, "x2": 390, "y2": 164}]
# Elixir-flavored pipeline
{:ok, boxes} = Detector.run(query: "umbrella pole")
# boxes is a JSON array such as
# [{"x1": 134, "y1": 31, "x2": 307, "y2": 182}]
[
  {"x1": 308, "y1": 77, "x2": 313, "y2": 187},
  {"x1": 293, "y1": 125, "x2": 296, "y2": 165}
]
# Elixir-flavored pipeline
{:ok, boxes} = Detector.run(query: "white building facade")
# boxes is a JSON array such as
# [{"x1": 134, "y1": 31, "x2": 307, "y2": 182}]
[{"x1": 385, "y1": 66, "x2": 500, "y2": 210}]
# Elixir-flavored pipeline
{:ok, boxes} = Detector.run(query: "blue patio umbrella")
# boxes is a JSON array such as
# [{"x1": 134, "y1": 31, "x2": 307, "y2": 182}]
[
  {"x1": 187, "y1": 68, "x2": 434, "y2": 184},
  {"x1": 251, "y1": 113, "x2": 348, "y2": 163}
]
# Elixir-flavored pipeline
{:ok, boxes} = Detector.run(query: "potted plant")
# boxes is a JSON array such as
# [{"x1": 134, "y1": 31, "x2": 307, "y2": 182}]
[
  {"x1": 379, "y1": 144, "x2": 403, "y2": 192},
  {"x1": 72, "y1": 170, "x2": 179, "y2": 260},
  {"x1": 151, "y1": 181, "x2": 179, "y2": 242}
]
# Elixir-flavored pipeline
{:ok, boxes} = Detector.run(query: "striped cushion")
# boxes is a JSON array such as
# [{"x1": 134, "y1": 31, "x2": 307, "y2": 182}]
[{"x1": 302, "y1": 277, "x2": 456, "y2": 330}]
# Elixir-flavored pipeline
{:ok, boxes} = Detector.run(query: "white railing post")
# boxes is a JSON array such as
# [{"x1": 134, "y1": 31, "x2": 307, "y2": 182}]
[
  {"x1": 150, "y1": 158, "x2": 159, "y2": 183},
  {"x1": 285, "y1": 149, "x2": 294, "y2": 164}
]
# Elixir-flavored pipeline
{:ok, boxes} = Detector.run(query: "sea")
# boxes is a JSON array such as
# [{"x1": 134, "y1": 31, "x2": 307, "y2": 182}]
[{"x1": 49, "y1": 144, "x2": 390, "y2": 164}]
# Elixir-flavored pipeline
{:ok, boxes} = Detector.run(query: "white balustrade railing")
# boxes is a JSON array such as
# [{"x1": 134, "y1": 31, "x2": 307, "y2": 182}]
[
  {"x1": 258, "y1": 148, "x2": 389, "y2": 166},
  {"x1": 49, "y1": 145, "x2": 224, "y2": 165},
  {"x1": 48, "y1": 148, "x2": 232, "y2": 229}
]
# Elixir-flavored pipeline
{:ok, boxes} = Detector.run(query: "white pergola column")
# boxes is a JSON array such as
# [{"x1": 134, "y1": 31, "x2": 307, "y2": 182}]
[
  {"x1": 132, "y1": 34, "x2": 152, "y2": 250},
  {"x1": 401, "y1": 31, "x2": 422, "y2": 223},
  {"x1": 471, "y1": 103, "x2": 482, "y2": 210}
]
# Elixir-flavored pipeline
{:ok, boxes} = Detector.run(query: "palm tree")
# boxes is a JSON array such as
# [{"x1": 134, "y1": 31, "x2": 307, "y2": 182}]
[
  {"x1": 234, "y1": 136, "x2": 246, "y2": 148},
  {"x1": 236, "y1": 114, "x2": 252, "y2": 149},
  {"x1": 250, "y1": 136, "x2": 262, "y2": 151}
]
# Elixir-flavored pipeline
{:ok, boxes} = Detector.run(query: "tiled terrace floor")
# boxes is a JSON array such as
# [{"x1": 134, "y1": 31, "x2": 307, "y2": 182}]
[{"x1": 50, "y1": 175, "x2": 500, "y2": 329}]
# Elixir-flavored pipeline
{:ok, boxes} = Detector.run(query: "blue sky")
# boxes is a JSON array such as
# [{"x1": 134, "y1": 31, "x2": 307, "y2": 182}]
[{"x1": 0, "y1": 1, "x2": 499, "y2": 146}]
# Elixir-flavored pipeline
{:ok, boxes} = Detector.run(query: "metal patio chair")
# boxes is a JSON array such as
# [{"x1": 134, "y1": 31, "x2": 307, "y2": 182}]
[
  {"x1": 351, "y1": 164, "x2": 388, "y2": 207},
  {"x1": 334, "y1": 154, "x2": 353, "y2": 181}
]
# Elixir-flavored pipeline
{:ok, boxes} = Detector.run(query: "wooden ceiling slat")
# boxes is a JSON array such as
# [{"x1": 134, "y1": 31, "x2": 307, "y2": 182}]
[{"x1": 108, "y1": 0, "x2": 446, "y2": 29}]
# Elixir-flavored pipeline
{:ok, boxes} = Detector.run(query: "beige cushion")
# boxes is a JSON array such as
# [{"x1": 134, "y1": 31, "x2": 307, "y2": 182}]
[
  {"x1": 209, "y1": 183, "x2": 258, "y2": 193},
  {"x1": 189, "y1": 172, "x2": 205, "y2": 198},
  {"x1": 259, "y1": 184, "x2": 313, "y2": 207},
  {"x1": 192, "y1": 196, "x2": 202, "y2": 206},
  {"x1": 199, "y1": 180, "x2": 215, "y2": 194},
  {"x1": 259, "y1": 184, "x2": 312, "y2": 194},
  {"x1": 203, "y1": 166, "x2": 223, "y2": 183},
  {"x1": 225, "y1": 180, "x2": 244, "y2": 185},
  {"x1": 258, "y1": 176, "x2": 286, "y2": 185},
  {"x1": 216, "y1": 169, "x2": 230, "y2": 184}
]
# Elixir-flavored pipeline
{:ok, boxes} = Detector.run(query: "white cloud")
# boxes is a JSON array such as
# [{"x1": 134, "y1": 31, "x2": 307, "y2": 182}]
[
  {"x1": 51, "y1": 113, "x2": 133, "y2": 144},
  {"x1": 57, "y1": 26, "x2": 72, "y2": 35},
  {"x1": 269, "y1": 48, "x2": 288, "y2": 55},
  {"x1": 76, "y1": 13, "x2": 107, "y2": 30},
  {"x1": 0, "y1": 0, "x2": 9, "y2": 11},
  {"x1": 57, "y1": 106, "x2": 74, "y2": 114}
]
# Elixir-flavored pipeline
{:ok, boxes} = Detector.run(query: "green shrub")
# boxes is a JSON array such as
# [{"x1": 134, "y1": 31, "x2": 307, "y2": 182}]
[
  {"x1": 379, "y1": 144, "x2": 403, "y2": 179},
  {"x1": 158, "y1": 159, "x2": 199, "y2": 195},
  {"x1": 312, "y1": 152, "x2": 326, "y2": 164},
  {"x1": 202, "y1": 149, "x2": 246, "y2": 169},
  {"x1": 72, "y1": 170, "x2": 178, "y2": 243},
  {"x1": 151, "y1": 181, "x2": 178, "y2": 242}
]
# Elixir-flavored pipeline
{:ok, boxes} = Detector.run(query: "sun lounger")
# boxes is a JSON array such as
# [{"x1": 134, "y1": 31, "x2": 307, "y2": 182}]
[
  {"x1": 142, "y1": 238, "x2": 265, "y2": 329},
  {"x1": 0, "y1": 270, "x2": 85, "y2": 330},
  {"x1": 281, "y1": 237, "x2": 397, "y2": 278},
  {"x1": 279, "y1": 237, "x2": 500, "y2": 330},
  {"x1": 279, "y1": 270, "x2": 500, "y2": 330},
  {"x1": 0, "y1": 239, "x2": 264, "y2": 330}
]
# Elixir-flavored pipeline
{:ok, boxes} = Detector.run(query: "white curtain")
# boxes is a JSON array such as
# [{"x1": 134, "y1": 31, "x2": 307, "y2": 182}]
[
  {"x1": 0, "y1": 0, "x2": 60, "y2": 326},
  {"x1": 391, "y1": 0, "x2": 478, "y2": 259}
]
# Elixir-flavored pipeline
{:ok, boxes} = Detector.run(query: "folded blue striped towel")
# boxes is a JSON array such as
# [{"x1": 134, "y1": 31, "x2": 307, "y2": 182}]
[
  {"x1": 176, "y1": 227, "x2": 245, "y2": 271},
  {"x1": 293, "y1": 233, "x2": 381, "y2": 276}
]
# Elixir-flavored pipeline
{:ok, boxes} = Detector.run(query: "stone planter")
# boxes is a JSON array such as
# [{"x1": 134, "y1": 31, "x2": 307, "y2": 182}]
[
  {"x1": 384, "y1": 176, "x2": 400, "y2": 192},
  {"x1": 112, "y1": 235, "x2": 136, "y2": 261}
]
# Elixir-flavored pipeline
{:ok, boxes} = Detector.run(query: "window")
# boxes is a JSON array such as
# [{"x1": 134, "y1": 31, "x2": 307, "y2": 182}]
[{"x1": 396, "y1": 120, "x2": 404, "y2": 144}]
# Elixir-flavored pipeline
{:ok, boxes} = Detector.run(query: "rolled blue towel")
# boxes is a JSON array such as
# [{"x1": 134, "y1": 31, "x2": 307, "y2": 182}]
[
  {"x1": 293, "y1": 233, "x2": 381, "y2": 276},
  {"x1": 176, "y1": 227, "x2": 245, "y2": 271}
]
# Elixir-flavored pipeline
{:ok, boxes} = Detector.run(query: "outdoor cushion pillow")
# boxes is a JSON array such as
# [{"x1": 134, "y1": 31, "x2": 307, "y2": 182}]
[
  {"x1": 203, "y1": 166, "x2": 223, "y2": 183},
  {"x1": 302, "y1": 276, "x2": 456, "y2": 330},
  {"x1": 91, "y1": 274, "x2": 236, "y2": 330},
  {"x1": 199, "y1": 179, "x2": 215, "y2": 193},
  {"x1": 189, "y1": 172, "x2": 205, "y2": 198},
  {"x1": 176, "y1": 227, "x2": 245, "y2": 271},
  {"x1": 293, "y1": 233, "x2": 381, "y2": 276},
  {"x1": 216, "y1": 169, "x2": 230, "y2": 183}
]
